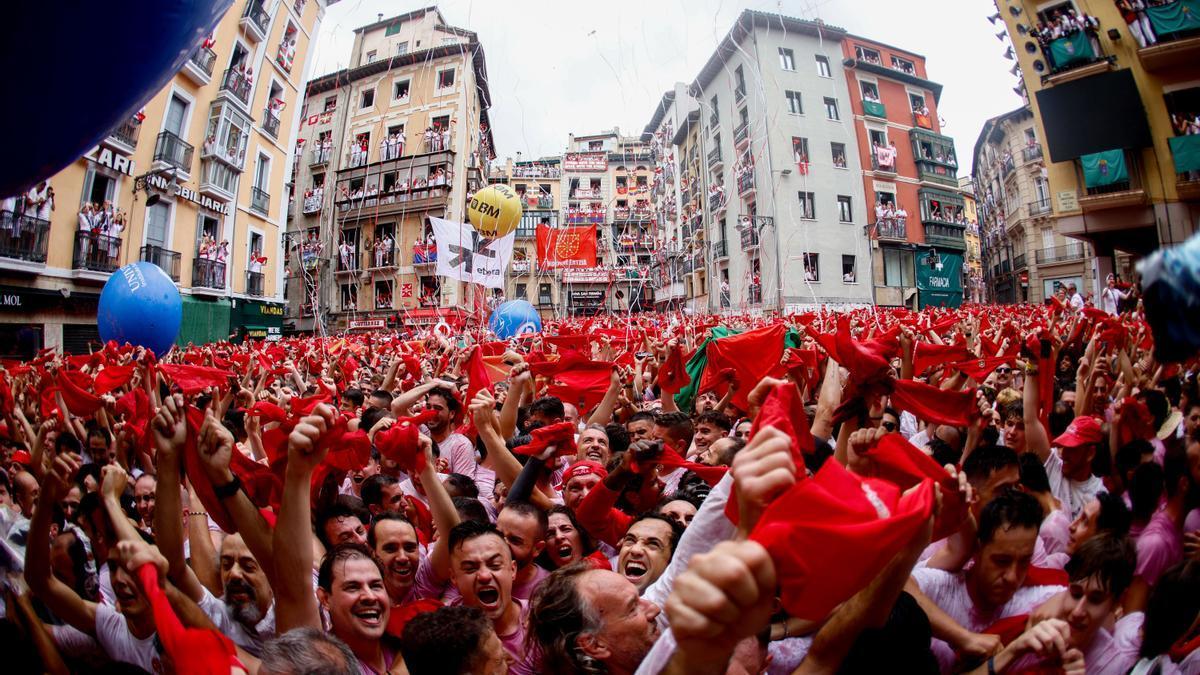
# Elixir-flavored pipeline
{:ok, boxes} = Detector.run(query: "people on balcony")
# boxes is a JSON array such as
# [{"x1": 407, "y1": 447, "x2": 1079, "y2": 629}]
[
  {"x1": 249, "y1": 249, "x2": 266, "y2": 275},
  {"x1": 338, "y1": 239, "x2": 355, "y2": 271},
  {"x1": 1116, "y1": 1, "x2": 1158, "y2": 49},
  {"x1": 873, "y1": 140, "x2": 897, "y2": 171},
  {"x1": 376, "y1": 289, "x2": 392, "y2": 309},
  {"x1": 349, "y1": 138, "x2": 367, "y2": 167},
  {"x1": 1032, "y1": 9, "x2": 1102, "y2": 71},
  {"x1": 277, "y1": 38, "x2": 297, "y2": 72}
]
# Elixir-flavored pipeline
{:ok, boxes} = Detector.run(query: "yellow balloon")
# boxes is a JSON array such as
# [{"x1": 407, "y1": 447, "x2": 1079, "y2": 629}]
[{"x1": 467, "y1": 185, "x2": 523, "y2": 238}]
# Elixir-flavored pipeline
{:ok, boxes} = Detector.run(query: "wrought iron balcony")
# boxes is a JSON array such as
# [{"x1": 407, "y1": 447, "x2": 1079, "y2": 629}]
[
  {"x1": 220, "y1": 68, "x2": 252, "y2": 107},
  {"x1": 262, "y1": 108, "x2": 281, "y2": 139},
  {"x1": 153, "y1": 131, "x2": 194, "y2": 173},
  {"x1": 310, "y1": 148, "x2": 330, "y2": 166},
  {"x1": 107, "y1": 115, "x2": 142, "y2": 150},
  {"x1": 192, "y1": 258, "x2": 226, "y2": 290},
  {"x1": 183, "y1": 46, "x2": 217, "y2": 85},
  {"x1": 412, "y1": 244, "x2": 437, "y2": 265},
  {"x1": 714, "y1": 240, "x2": 728, "y2": 259},
  {"x1": 240, "y1": 0, "x2": 270, "y2": 41},
  {"x1": 1027, "y1": 199, "x2": 1052, "y2": 217},
  {"x1": 141, "y1": 245, "x2": 181, "y2": 282},
  {"x1": 1013, "y1": 253, "x2": 1027, "y2": 270},
  {"x1": 1022, "y1": 144, "x2": 1044, "y2": 163},
  {"x1": 875, "y1": 218, "x2": 907, "y2": 241},
  {"x1": 1035, "y1": 243, "x2": 1086, "y2": 265},
  {"x1": 736, "y1": 169, "x2": 755, "y2": 196},
  {"x1": 72, "y1": 232, "x2": 121, "y2": 273},
  {"x1": 250, "y1": 187, "x2": 270, "y2": 215},
  {"x1": 734, "y1": 121, "x2": 749, "y2": 146},
  {"x1": 707, "y1": 147, "x2": 723, "y2": 168},
  {"x1": 0, "y1": 211, "x2": 50, "y2": 263},
  {"x1": 246, "y1": 271, "x2": 264, "y2": 297},
  {"x1": 740, "y1": 224, "x2": 760, "y2": 249}
]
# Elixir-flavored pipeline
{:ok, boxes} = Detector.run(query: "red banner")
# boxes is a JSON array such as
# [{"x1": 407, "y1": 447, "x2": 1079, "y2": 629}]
[{"x1": 536, "y1": 225, "x2": 597, "y2": 270}]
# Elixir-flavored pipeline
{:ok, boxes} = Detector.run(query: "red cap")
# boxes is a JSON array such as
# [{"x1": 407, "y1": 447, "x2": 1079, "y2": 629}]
[
  {"x1": 10, "y1": 450, "x2": 32, "y2": 466},
  {"x1": 1053, "y1": 416, "x2": 1104, "y2": 448},
  {"x1": 556, "y1": 460, "x2": 607, "y2": 491}
]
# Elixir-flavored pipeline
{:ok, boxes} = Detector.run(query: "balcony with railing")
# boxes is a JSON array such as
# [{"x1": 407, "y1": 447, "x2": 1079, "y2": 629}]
[
  {"x1": 192, "y1": 258, "x2": 226, "y2": 291},
  {"x1": 261, "y1": 108, "x2": 281, "y2": 139},
  {"x1": 246, "y1": 271, "x2": 264, "y2": 297},
  {"x1": 748, "y1": 284, "x2": 762, "y2": 305},
  {"x1": 250, "y1": 187, "x2": 270, "y2": 215},
  {"x1": 1035, "y1": 243, "x2": 1086, "y2": 265},
  {"x1": 153, "y1": 131, "x2": 194, "y2": 174},
  {"x1": 740, "y1": 223, "x2": 760, "y2": 249},
  {"x1": 0, "y1": 211, "x2": 49, "y2": 265},
  {"x1": 734, "y1": 121, "x2": 749, "y2": 147},
  {"x1": 707, "y1": 146, "x2": 723, "y2": 170},
  {"x1": 736, "y1": 166, "x2": 755, "y2": 196},
  {"x1": 302, "y1": 192, "x2": 323, "y2": 214},
  {"x1": 1170, "y1": 133, "x2": 1200, "y2": 199},
  {"x1": 1027, "y1": 198, "x2": 1052, "y2": 217},
  {"x1": 141, "y1": 245, "x2": 181, "y2": 282},
  {"x1": 870, "y1": 152, "x2": 897, "y2": 174},
  {"x1": 105, "y1": 115, "x2": 142, "y2": 153},
  {"x1": 219, "y1": 68, "x2": 253, "y2": 108},
  {"x1": 72, "y1": 231, "x2": 121, "y2": 274},
  {"x1": 310, "y1": 147, "x2": 330, "y2": 166},
  {"x1": 1136, "y1": 1, "x2": 1200, "y2": 71},
  {"x1": 613, "y1": 206, "x2": 653, "y2": 222},
  {"x1": 1077, "y1": 149, "x2": 1146, "y2": 212},
  {"x1": 183, "y1": 46, "x2": 217, "y2": 85},
  {"x1": 912, "y1": 110, "x2": 934, "y2": 130},
  {"x1": 1041, "y1": 30, "x2": 1115, "y2": 84},
  {"x1": 714, "y1": 240, "x2": 728, "y2": 259},
  {"x1": 240, "y1": 0, "x2": 270, "y2": 41},
  {"x1": 910, "y1": 129, "x2": 959, "y2": 187},
  {"x1": 1013, "y1": 253, "x2": 1027, "y2": 270},
  {"x1": 875, "y1": 218, "x2": 907, "y2": 242},
  {"x1": 564, "y1": 208, "x2": 606, "y2": 225},
  {"x1": 1022, "y1": 144, "x2": 1044, "y2": 163},
  {"x1": 709, "y1": 190, "x2": 727, "y2": 214},
  {"x1": 571, "y1": 187, "x2": 602, "y2": 200}
]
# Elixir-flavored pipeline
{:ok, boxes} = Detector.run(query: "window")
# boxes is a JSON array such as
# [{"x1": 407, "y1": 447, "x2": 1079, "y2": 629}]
[
  {"x1": 323, "y1": 96, "x2": 336, "y2": 112},
  {"x1": 254, "y1": 154, "x2": 270, "y2": 190},
  {"x1": 855, "y1": 46, "x2": 881, "y2": 64},
  {"x1": 860, "y1": 82, "x2": 880, "y2": 102},
  {"x1": 393, "y1": 79, "x2": 410, "y2": 101},
  {"x1": 165, "y1": 95, "x2": 188, "y2": 136},
  {"x1": 360, "y1": 89, "x2": 375, "y2": 109},
  {"x1": 823, "y1": 97, "x2": 839, "y2": 120},
  {"x1": 791, "y1": 137, "x2": 809, "y2": 165},
  {"x1": 842, "y1": 255, "x2": 857, "y2": 283},
  {"x1": 734, "y1": 66, "x2": 746, "y2": 98},
  {"x1": 779, "y1": 47, "x2": 795, "y2": 71},
  {"x1": 515, "y1": 283, "x2": 527, "y2": 300},
  {"x1": 785, "y1": 90, "x2": 803, "y2": 115},
  {"x1": 815, "y1": 55, "x2": 831, "y2": 78},
  {"x1": 890, "y1": 56, "x2": 916, "y2": 74},
  {"x1": 831, "y1": 142, "x2": 847, "y2": 168},
  {"x1": 538, "y1": 283, "x2": 552, "y2": 305},
  {"x1": 838, "y1": 196, "x2": 853, "y2": 222},
  {"x1": 909, "y1": 93, "x2": 927, "y2": 112},
  {"x1": 868, "y1": 129, "x2": 887, "y2": 148},
  {"x1": 341, "y1": 283, "x2": 358, "y2": 310},
  {"x1": 396, "y1": 41, "x2": 408, "y2": 55},
  {"x1": 1035, "y1": 176, "x2": 1050, "y2": 205},
  {"x1": 883, "y1": 248, "x2": 915, "y2": 287},
  {"x1": 365, "y1": 50, "x2": 377, "y2": 64},
  {"x1": 437, "y1": 69, "x2": 455, "y2": 89},
  {"x1": 709, "y1": 95, "x2": 719, "y2": 126},
  {"x1": 385, "y1": 21, "x2": 403, "y2": 37},
  {"x1": 146, "y1": 201, "x2": 170, "y2": 247},
  {"x1": 802, "y1": 253, "x2": 819, "y2": 281},
  {"x1": 588, "y1": 140, "x2": 603, "y2": 151},
  {"x1": 797, "y1": 191, "x2": 815, "y2": 219}
]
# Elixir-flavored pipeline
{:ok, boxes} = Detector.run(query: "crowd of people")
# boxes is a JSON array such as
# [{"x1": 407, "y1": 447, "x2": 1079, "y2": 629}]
[
  {"x1": 1, "y1": 293, "x2": 1198, "y2": 675},
  {"x1": 196, "y1": 235, "x2": 230, "y2": 288},
  {"x1": 74, "y1": 201, "x2": 126, "y2": 269},
  {"x1": 335, "y1": 168, "x2": 452, "y2": 210},
  {"x1": 1032, "y1": 9, "x2": 1103, "y2": 71}
]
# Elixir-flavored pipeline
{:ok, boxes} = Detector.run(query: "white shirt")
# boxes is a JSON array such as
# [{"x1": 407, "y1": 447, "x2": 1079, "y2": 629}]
[
  {"x1": 1069, "y1": 292, "x2": 1085, "y2": 311},
  {"x1": 1100, "y1": 287, "x2": 1127, "y2": 315},
  {"x1": 94, "y1": 602, "x2": 163, "y2": 673},
  {"x1": 1044, "y1": 449, "x2": 1106, "y2": 520},
  {"x1": 196, "y1": 585, "x2": 276, "y2": 656}
]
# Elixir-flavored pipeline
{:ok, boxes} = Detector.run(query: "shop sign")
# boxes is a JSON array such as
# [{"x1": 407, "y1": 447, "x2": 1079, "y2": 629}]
[
  {"x1": 84, "y1": 146, "x2": 135, "y2": 176},
  {"x1": 569, "y1": 289, "x2": 606, "y2": 303},
  {"x1": 143, "y1": 174, "x2": 229, "y2": 215},
  {"x1": 245, "y1": 326, "x2": 282, "y2": 341},
  {"x1": 349, "y1": 318, "x2": 386, "y2": 330},
  {"x1": 562, "y1": 269, "x2": 613, "y2": 283}
]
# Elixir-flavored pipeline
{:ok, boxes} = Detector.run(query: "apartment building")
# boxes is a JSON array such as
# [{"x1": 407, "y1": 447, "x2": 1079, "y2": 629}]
[
  {"x1": 0, "y1": 0, "x2": 329, "y2": 355},
  {"x1": 843, "y1": 34, "x2": 968, "y2": 309},
  {"x1": 284, "y1": 6, "x2": 495, "y2": 333},
  {"x1": 487, "y1": 156, "x2": 562, "y2": 318},
  {"x1": 973, "y1": 105, "x2": 1092, "y2": 304},
  {"x1": 993, "y1": 0, "x2": 1198, "y2": 289}
]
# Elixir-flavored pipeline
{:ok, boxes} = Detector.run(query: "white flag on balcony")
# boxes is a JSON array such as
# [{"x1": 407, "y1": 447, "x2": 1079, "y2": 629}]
[{"x1": 430, "y1": 217, "x2": 514, "y2": 289}]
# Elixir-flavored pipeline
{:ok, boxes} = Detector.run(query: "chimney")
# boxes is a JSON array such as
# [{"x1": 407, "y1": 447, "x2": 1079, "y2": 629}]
[{"x1": 377, "y1": 13, "x2": 384, "y2": 22}]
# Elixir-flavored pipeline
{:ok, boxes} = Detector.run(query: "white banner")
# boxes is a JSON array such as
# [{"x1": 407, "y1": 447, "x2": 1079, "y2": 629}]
[{"x1": 430, "y1": 217, "x2": 514, "y2": 289}]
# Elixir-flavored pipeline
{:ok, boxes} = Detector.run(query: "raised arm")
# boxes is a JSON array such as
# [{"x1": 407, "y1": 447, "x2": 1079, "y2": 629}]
[
  {"x1": 471, "y1": 389, "x2": 553, "y2": 510},
  {"x1": 150, "y1": 393, "x2": 206, "y2": 601},
  {"x1": 25, "y1": 452, "x2": 98, "y2": 635},
  {"x1": 420, "y1": 433, "x2": 461, "y2": 583},
  {"x1": 1023, "y1": 347, "x2": 1051, "y2": 462},
  {"x1": 273, "y1": 403, "x2": 337, "y2": 633},
  {"x1": 497, "y1": 363, "x2": 529, "y2": 440},
  {"x1": 587, "y1": 367, "x2": 624, "y2": 426}
]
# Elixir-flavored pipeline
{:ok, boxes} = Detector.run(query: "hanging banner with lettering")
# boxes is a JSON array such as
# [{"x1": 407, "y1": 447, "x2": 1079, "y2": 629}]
[
  {"x1": 917, "y1": 251, "x2": 964, "y2": 310},
  {"x1": 430, "y1": 217, "x2": 514, "y2": 289},
  {"x1": 536, "y1": 225, "x2": 598, "y2": 270}
]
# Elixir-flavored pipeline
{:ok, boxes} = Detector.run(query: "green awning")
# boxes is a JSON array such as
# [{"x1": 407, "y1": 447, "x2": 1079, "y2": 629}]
[
  {"x1": 862, "y1": 100, "x2": 887, "y2": 118},
  {"x1": 1081, "y1": 149, "x2": 1129, "y2": 188},
  {"x1": 1147, "y1": 0, "x2": 1200, "y2": 37},
  {"x1": 1169, "y1": 134, "x2": 1200, "y2": 175},
  {"x1": 1049, "y1": 32, "x2": 1095, "y2": 68}
]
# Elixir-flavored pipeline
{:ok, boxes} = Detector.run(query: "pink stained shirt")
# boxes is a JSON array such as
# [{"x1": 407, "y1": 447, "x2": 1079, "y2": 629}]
[
  {"x1": 1008, "y1": 612, "x2": 1143, "y2": 675},
  {"x1": 1039, "y1": 507, "x2": 1072, "y2": 557},
  {"x1": 1135, "y1": 510, "x2": 1183, "y2": 587},
  {"x1": 510, "y1": 564, "x2": 550, "y2": 602}
]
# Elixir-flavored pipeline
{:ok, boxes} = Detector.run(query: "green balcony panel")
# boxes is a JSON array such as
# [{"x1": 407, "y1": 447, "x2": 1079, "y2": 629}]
[
  {"x1": 1050, "y1": 32, "x2": 1095, "y2": 68},
  {"x1": 1081, "y1": 149, "x2": 1128, "y2": 188},
  {"x1": 1146, "y1": 0, "x2": 1200, "y2": 37},
  {"x1": 862, "y1": 100, "x2": 887, "y2": 118},
  {"x1": 1170, "y1": 134, "x2": 1200, "y2": 174}
]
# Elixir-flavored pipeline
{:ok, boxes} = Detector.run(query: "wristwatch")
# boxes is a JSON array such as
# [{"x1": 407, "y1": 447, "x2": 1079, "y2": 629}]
[{"x1": 213, "y1": 474, "x2": 242, "y2": 500}]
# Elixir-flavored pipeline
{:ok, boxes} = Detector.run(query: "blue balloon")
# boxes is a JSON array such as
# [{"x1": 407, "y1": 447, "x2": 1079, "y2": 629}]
[
  {"x1": 489, "y1": 300, "x2": 542, "y2": 339},
  {"x1": 98, "y1": 262, "x2": 182, "y2": 356},
  {"x1": 0, "y1": 0, "x2": 231, "y2": 196}
]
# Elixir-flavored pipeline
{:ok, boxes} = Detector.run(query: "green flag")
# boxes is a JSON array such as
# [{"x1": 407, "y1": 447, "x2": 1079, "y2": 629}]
[
  {"x1": 1081, "y1": 149, "x2": 1129, "y2": 188},
  {"x1": 1049, "y1": 31, "x2": 1095, "y2": 68},
  {"x1": 1170, "y1": 134, "x2": 1200, "y2": 175},
  {"x1": 1147, "y1": 0, "x2": 1200, "y2": 37}
]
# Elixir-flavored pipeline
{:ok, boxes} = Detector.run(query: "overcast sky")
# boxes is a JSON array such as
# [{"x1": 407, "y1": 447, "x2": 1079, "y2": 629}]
[{"x1": 309, "y1": 0, "x2": 1021, "y2": 172}]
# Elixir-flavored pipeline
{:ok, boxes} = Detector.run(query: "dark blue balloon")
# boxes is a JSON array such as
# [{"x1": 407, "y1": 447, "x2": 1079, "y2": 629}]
[
  {"x1": 489, "y1": 300, "x2": 542, "y2": 339},
  {"x1": 0, "y1": 0, "x2": 231, "y2": 196},
  {"x1": 98, "y1": 262, "x2": 183, "y2": 356}
]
